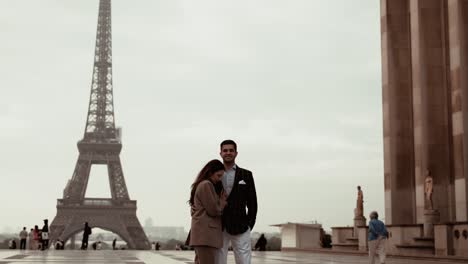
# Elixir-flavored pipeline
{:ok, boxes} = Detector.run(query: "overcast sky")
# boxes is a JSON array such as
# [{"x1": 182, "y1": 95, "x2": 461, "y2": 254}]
[{"x1": 0, "y1": 0, "x2": 382, "y2": 234}]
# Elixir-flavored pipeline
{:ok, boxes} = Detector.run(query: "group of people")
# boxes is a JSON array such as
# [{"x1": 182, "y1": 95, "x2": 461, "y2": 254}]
[
  {"x1": 188, "y1": 139, "x2": 258, "y2": 264},
  {"x1": 12, "y1": 220, "x2": 121, "y2": 251},
  {"x1": 12, "y1": 219, "x2": 50, "y2": 250},
  {"x1": 13, "y1": 220, "x2": 101, "y2": 251}
]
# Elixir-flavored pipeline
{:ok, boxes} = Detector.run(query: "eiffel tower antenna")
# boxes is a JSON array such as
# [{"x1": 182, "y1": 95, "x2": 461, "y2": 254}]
[{"x1": 49, "y1": 0, "x2": 150, "y2": 249}]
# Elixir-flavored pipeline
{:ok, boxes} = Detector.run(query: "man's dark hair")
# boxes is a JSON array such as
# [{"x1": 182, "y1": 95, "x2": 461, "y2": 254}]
[{"x1": 220, "y1": 139, "x2": 237, "y2": 151}]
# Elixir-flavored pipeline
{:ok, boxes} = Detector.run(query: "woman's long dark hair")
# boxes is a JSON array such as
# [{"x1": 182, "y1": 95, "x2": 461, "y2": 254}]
[{"x1": 189, "y1": 159, "x2": 225, "y2": 207}]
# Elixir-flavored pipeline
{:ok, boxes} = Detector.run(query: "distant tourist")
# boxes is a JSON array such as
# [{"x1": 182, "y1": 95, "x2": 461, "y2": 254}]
[
  {"x1": 320, "y1": 229, "x2": 332, "y2": 248},
  {"x1": 254, "y1": 234, "x2": 267, "y2": 251},
  {"x1": 92, "y1": 241, "x2": 97, "y2": 250},
  {"x1": 28, "y1": 228, "x2": 34, "y2": 249},
  {"x1": 41, "y1": 219, "x2": 49, "y2": 250},
  {"x1": 155, "y1": 241, "x2": 161, "y2": 251},
  {"x1": 217, "y1": 140, "x2": 258, "y2": 264},
  {"x1": 81, "y1": 222, "x2": 92, "y2": 250},
  {"x1": 32, "y1": 225, "x2": 40, "y2": 250},
  {"x1": 189, "y1": 159, "x2": 227, "y2": 264},
  {"x1": 113, "y1": 238, "x2": 117, "y2": 250},
  {"x1": 8, "y1": 239, "x2": 17, "y2": 249},
  {"x1": 368, "y1": 211, "x2": 388, "y2": 264},
  {"x1": 19, "y1": 227, "x2": 28, "y2": 250},
  {"x1": 55, "y1": 239, "x2": 64, "y2": 250}
]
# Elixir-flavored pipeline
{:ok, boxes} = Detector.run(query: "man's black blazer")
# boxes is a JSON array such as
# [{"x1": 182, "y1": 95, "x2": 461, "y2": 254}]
[{"x1": 220, "y1": 166, "x2": 258, "y2": 235}]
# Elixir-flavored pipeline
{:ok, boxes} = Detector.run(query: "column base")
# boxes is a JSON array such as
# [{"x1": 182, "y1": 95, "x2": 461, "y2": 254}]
[
  {"x1": 354, "y1": 216, "x2": 367, "y2": 237},
  {"x1": 423, "y1": 209, "x2": 440, "y2": 238}
]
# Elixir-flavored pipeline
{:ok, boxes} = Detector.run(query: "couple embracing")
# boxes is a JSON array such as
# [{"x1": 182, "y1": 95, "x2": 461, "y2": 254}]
[{"x1": 188, "y1": 140, "x2": 258, "y2": 264}]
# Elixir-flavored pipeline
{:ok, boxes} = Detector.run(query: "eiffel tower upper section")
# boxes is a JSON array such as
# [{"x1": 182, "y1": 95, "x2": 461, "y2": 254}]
[{"x1": 83, "y1": 0, "x2": 117, "y2": 143}]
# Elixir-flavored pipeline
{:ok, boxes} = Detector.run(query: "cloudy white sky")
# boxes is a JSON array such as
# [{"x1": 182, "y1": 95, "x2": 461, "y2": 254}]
[{"x1": 0, "y1": 0, "x2": 382, "y2": 234}]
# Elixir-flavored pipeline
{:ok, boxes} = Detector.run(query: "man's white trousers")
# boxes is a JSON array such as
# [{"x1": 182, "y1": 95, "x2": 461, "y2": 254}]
[{"x1": 217, "y1": 228, "x2": 251, "y2": 264}]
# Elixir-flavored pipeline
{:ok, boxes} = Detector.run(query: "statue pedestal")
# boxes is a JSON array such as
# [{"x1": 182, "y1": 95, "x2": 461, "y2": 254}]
[
  {"x1": 353, "y1": 216, "x2": 366, "y2": 237},
  {"x1": 423, "y1": 209, "x2": 440, "y2": 238}
]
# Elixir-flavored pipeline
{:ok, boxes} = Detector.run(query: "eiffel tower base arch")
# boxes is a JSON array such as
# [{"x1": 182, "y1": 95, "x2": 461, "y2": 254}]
[{"x1": 50, "y1": 200, "x2": 150, "y2": 250}]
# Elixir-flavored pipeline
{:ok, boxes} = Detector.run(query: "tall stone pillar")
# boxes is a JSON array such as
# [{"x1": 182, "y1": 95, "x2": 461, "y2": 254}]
[
  {"x1": 448, "y1": 0, "x2": 468, "y2": 222},
  {"x1": 409, "y1": 0, "x2": 453, "y2": 223},
  {"x1": 381, "y1": 0, "x2": 416, "y2": 224}
]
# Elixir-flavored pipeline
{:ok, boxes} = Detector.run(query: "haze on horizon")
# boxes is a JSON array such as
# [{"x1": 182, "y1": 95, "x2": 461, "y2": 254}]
[{"x1": 0, "y1": 0, "x2": 383, "y2": 235}]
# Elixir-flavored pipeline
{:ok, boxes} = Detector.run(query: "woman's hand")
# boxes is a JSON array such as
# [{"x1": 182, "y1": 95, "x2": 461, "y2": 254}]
[{"x1": 220, "y1": 190, "x2": 228, "y2": 209}]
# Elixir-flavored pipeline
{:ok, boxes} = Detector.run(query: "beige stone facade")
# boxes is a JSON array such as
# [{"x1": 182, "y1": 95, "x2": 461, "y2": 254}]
[
  {"x1": 381, "y1": 0, "x2": 468, "y2": 225},
  {"x1": 272, "y1": 222, "x2": 323, "y2": 250}
]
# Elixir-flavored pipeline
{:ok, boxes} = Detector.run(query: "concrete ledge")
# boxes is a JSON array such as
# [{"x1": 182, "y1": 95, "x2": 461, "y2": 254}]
[
  {"x1": 396, "y1": 244, "x2": 434, "y2": 249},
  {"x1": 413, "y1": 237, "x2": 434, "y2": 241},
  {"x1": 394, "y1": 244, "x2": 435, "y2": 257},
  {"x1": 386, "y1": 224, "x2": 424, "y2": 228},
  {"x1": 435, "y1": 221, "x2": 468, "y2": 226},
  {"x1": 282, "y1": 248, "x2": 468, "y2": 262},
  {"x1": 332, "y1": 243, "x2": 358, "y2": 247},
  {"x1": 413, "y1": 237, "x2": 435, "y2": 246},
  {"x1": 331, "y1": 243, "x2": 359, "y2": 251}
]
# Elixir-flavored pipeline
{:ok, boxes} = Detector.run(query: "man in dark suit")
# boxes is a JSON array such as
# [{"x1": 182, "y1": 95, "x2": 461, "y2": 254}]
[{"x1": 217, "y1": 139, "x2": 257, "y2": 264}]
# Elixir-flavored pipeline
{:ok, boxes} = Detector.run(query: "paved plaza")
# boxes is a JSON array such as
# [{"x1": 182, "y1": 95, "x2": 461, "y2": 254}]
[{"x1": 0, "y1": 250, "x2": 468, "y2": 264}]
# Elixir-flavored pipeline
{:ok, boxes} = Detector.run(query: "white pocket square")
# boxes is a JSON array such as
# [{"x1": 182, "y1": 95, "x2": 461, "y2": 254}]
[{"x1": 239, "y1": 180, "x2": 247, "y2": 185}]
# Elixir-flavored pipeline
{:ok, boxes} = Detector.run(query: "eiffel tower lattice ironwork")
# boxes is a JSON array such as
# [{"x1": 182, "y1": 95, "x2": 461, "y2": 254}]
[{"x1": 49, "y1": 0, "x2": 150, "y2": 250}]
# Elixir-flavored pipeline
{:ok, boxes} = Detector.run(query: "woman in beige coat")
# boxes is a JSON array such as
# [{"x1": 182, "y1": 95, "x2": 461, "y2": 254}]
[{"x1": 189, "y1": 159, "x2": 227, "y2": 264}]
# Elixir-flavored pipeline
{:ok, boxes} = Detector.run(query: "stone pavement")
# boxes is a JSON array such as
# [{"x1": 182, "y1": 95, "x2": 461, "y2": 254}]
[{"x1": 0, "y1": 250, "x2": 467, "y2": 264}]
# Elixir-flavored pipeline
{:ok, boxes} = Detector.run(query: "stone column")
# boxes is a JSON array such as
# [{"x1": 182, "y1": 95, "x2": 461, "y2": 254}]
[
  {"x1": 409, "y1": 0, "x2": 453, "y2": 224},
  {"x1": 353, "y1": 216, "x2": 366, "y2": 238},
  {"x1": 423, "y1": 209, "x2": 441, "y2": 237},
  {"x1": 448, "y1": 0, "x2": 468, "y2": 222},
  {"x1": 357, "y1": 226, "x2": 369, "y2": 252},
  {"x1": 434, "y1": 224, "x2": 453, "y2": 255},
  {"x1": 381, "y1": 0, "x2": 416, "y2": 225}
]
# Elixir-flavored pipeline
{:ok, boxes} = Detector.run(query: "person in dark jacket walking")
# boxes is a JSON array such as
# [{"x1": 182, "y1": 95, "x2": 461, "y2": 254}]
[
  {"x1": 81, "y1": 222, "x2": 92, "y2": 250},
  {"x1": 254, "y1": 234, "x2": 267, "y2": 251},
  {"x1": 41, "y1": 219, "x2": 49, "y2": 250},
  {"x1": 217, "y1": 139, "x2": 258, "y2": 264}
]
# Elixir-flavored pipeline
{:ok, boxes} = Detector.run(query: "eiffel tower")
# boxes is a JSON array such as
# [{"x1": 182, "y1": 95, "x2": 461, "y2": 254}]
[{"x1": 49, "y1": 0, "x2": 150, "y2": 250}]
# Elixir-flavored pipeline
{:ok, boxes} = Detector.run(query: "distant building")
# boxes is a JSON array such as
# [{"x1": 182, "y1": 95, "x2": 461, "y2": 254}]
[
  {"x1": 144, "y1": 217, "x2": 155, "y2": 228},
  {"x1": 271, "y1": 222, "x2": 323, "y2": 250}
]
